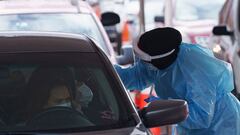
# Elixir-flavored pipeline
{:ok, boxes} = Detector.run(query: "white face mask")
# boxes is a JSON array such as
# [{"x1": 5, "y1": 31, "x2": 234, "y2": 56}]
[
  {"x1": 76, "y1": 83, "x2": 93, "y2": 108},
  {"x1": 55, "y1": 101, "x2": 71, "y2": 108}
]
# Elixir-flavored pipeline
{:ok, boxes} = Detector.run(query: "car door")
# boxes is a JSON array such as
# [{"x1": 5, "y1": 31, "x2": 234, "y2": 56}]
[{"x1": 231, "y1": 0, "x2": 240, "y2": 98}]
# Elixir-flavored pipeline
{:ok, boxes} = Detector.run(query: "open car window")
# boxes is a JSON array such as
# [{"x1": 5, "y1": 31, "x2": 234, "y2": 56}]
[{"x1": 0, "y1": 52, "x2": 136, "y2": 133}]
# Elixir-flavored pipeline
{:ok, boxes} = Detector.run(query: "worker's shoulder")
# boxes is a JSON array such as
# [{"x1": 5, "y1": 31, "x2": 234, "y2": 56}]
[
  {"x1": 180, "y1": 42, "x2": 206, "y2": 50},
  {"x1": 179, "y1": 42, "x2": 213, "y2": 56}
]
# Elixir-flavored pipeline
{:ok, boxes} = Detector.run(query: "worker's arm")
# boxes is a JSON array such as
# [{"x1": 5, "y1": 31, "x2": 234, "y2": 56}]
[{"x1": 114, "y1": 62, "x2": 152, "y2": 91}]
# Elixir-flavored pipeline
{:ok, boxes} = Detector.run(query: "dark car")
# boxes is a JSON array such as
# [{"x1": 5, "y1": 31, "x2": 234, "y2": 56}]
[{"x1": 0, "y1": 32, "x2": 188, "y2": 134}]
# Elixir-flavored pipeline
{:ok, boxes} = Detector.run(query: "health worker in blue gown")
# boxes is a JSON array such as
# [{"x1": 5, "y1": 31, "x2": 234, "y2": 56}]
[{"x1": 115, "y1": 27, "x2": 240, "y2": 135}]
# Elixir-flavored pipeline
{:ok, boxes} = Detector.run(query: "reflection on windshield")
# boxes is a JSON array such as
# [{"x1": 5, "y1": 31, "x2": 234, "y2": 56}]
[
  {"x1": 175, "y1": 0, "x2": 225, "y2": 21},
  {"x1": 0, "y1": 13, "x2": 108, "y2": 53}
]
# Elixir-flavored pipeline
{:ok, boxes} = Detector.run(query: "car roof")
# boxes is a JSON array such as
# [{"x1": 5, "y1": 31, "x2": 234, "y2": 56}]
[
  {"x1": 0, "y1": 31, "x2": 97, "y2": 53},
  {"x1": 0, "y1": 0, "x2": 92, "y2": 14}
]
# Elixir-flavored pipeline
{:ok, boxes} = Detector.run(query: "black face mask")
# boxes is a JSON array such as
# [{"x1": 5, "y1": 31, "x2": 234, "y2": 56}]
[{"x1": 150, "y1": 48, "x2": 179, "y2": 70}]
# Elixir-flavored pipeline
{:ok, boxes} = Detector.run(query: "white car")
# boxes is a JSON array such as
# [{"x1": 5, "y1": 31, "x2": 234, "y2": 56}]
[
  {"x1": 0, "y1": 0, "x2": 134, "y2": 65},
  {"x1": 163, "y1": 0, "x2": 225, "y2": 47},
  {"x1": 212, "y1": 0, "x2": 240, "y2": 99}
]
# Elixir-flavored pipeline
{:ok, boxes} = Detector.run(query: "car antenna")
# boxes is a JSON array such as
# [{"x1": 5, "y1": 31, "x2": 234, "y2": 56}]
[{"x1": 71, "y1": 0, "x2": 80, "y2": 12}]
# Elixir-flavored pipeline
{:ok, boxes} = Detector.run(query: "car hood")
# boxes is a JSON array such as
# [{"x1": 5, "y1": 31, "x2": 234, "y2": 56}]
[
  {"x1": 174, "y1": 19, "x2": 217, "y2": 35},
  {"x1": 174, "y1": 19, "x2": 217, "y2": 27},
  {"x1": 176, "y1": 26, "x2": 212, "y2": 36},
  {"x1": 173, "y1": 20, "x2": 217, "y2": 46}
]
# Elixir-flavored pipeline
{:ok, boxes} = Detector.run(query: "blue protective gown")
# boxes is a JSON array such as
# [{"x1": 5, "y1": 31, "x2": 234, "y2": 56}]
[{"x1": 115, "y1": 43, "x2": 240, "y2": 135}]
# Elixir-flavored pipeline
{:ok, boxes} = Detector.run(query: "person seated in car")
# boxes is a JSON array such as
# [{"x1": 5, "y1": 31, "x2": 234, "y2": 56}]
[
  {"x1": 44, "y1": 79, "x2": 72, "y2": 109},
  {"x1": 25, "y1": 67, "x2": 75, "y2": 119},
  {"x1": 44, "y1": 78, "x2": 94, "y2": 116},
  {"x1": 46, "y1": 79, "x2": 94, "y2": 114}
]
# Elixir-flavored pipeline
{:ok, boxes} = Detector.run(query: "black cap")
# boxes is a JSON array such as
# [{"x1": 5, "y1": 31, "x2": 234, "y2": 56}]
[
  {"x1": 138, "y1": 27, "x2": 182, "y2": 69},
  {"x1": 138, "y1": 27, "x2": 182, "y2": 56}
]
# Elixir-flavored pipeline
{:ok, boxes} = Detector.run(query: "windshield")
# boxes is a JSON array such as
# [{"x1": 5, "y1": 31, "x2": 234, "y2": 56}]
[
  {"x1": 0, "y1": 53, "x2": 136, "y2": 133},
  {"x1": 175, "y1": 0, "x2": 225, "y2": 21},
  {"x1": 0, "y1": 13, "x2": 109, "y2": 54}
]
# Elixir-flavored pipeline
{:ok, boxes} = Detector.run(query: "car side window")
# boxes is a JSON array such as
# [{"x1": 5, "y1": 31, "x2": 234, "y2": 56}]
[{"x1": 0, "y1": 65, "x2": 130, "y2": 131}]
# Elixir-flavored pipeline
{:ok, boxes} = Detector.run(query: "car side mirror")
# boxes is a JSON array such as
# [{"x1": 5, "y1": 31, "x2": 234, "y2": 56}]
[
  {"x1": 140, "y1": 99, "x2": 188, "y2": 128},
  {"x1": 212, "y1": 26, "x2": 233, "y2": 36},
  {"x1": 101, "y1": 12, "x2": 120, "y2": 26},
  {"x1": 154, "y1": 15, "x2": 165, "y2": 23},
  {"x1": 116, "y1": 45, "x2": 134, "y2": 65}
]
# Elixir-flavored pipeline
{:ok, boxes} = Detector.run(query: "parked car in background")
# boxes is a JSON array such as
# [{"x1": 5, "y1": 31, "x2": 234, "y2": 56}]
[
  {"x1": 143, "y1": 0, "x2": 165, "y2": 31},
  {"x1": 210, "y1": 0, "x2": 234, "y2": 62},
  {"x1": 96, "y1": 0, "x2": 166, "y2": 55},
  {"x1": 0, "y1": 0, "x2": 133, "y2": 65},
  {"x1": 89, "y1": 0, "x2": 130, "y2": 54},
  {"x1": 0, "y1": 31, "x2": 189, "y2": 134},
  {"x1": 163, "y1": 0, "x2": 225, "y2": 47},
  {"x1": 82, "y1": 0, "x2": 125, "y2": 56},
  {"x1": 84, "y1": 0, "x2": 102, "y2": 18},
  {"x1": 212, "y1": 0, "x2": 240, "y2": 99},
  {"x1": 125, "y1": 0, "x2": 165, "y2": 41}
]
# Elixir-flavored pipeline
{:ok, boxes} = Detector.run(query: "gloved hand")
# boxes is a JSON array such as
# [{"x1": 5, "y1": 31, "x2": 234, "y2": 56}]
[{"x1": 144, "y1": 95, "x2": 160, "y2": 103}]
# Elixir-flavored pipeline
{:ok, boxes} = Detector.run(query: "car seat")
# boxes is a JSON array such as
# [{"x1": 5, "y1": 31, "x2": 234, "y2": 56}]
[{"x1": 0, "y1": 67, "x2": 27, "y2": 125}]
